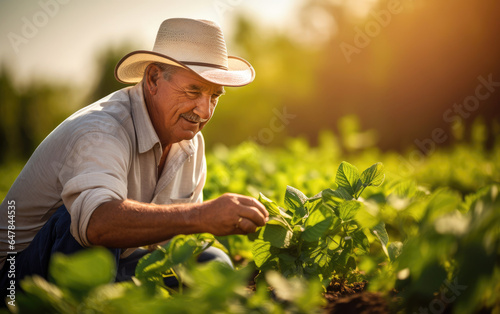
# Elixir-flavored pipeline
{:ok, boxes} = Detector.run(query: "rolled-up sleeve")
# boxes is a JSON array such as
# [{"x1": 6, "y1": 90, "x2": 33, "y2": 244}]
[{"x1": 59, "y1": 131, "x2": 130, "y2": 247}]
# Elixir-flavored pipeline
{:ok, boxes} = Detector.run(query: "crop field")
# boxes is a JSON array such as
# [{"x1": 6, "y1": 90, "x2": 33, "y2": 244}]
[
  {"x1": 3, "y1": 121, "x2": 500, "y2": 314},
  {"x1": 1, "y1": 1, "x2": 499, "y2": 313}
]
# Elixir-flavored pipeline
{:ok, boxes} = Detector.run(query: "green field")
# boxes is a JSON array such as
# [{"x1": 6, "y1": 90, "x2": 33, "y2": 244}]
[{"x1": 2, "y1": 120, "x2": 499, "y2": 313}]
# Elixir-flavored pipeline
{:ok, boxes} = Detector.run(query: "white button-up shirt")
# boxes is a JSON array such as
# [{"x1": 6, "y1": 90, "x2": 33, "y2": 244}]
[{"x1": 0, "y1": 83, "x2": 206, "y2": 269}]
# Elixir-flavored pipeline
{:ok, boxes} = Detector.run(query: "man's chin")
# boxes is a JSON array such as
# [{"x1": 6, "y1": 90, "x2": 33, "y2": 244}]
[{"x1": 175, "y1": 129, "x2": 199, "y2": 142}]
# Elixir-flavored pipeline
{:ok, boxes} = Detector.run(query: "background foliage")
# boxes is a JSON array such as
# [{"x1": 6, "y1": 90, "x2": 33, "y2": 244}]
[
  {"x1": 1, "y1": 0, "x2": 499, "y2": 166},
  {"x1": 1, "y1": 1, "x2": 499, "y2": 311}
]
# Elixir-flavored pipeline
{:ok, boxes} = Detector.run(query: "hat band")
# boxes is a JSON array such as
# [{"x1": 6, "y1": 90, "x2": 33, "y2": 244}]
[{"x1": 182, "y1": 61, "x2": 228, "y2": 71}]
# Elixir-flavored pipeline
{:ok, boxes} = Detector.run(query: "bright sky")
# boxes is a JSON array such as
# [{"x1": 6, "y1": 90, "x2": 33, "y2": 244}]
[
  {"x1": 0, "y1": 0, "x2": 378, "y2": 86},
  {"x1": 0, "y1": 0, "x2": 304, "y2": 86}
]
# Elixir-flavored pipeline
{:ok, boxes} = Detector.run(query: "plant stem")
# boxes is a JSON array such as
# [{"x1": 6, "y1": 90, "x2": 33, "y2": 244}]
[
  {"x1": 356, "y1": 185, "x2": 367, "y2": 199},
  {"x1": 283, "y1": 219, "x2": 294, "y2": 233},
  {"x1": 171, "y1": 268, "x2": 183, "y2": 294}
]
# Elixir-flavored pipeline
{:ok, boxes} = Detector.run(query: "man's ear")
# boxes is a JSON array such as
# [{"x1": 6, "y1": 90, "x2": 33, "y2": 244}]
[{"x1": 144, "y1": 64, "x2": 162, "y2": 95}]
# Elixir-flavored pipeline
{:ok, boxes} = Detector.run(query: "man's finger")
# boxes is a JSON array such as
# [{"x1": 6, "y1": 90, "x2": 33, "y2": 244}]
[
  {"x1": 237, "y1": 217, "x2": 258, "y2": 234},
  {"x1": 239, "y1": 197, "x2": 269, "y2": 219},
  {"x1": 251, "y1": 198, "x2": 269, "y2": 219},
  {"x1": 238, "y1": 206, "x2": 267, "y2": 227}
]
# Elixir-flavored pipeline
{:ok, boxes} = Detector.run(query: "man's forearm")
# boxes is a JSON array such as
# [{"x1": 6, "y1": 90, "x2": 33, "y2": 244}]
[
  {"x1": 86, "y1": 193, "x2": 269, "y2": 249},
  {"x1": 86, "y1": 199, "x2": 203, "y2": 248}
]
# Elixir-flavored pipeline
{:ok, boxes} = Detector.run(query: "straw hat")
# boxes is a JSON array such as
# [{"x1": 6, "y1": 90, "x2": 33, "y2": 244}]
[{"x1": 115, "y1": 18, "x2": 255, "y2": 87}]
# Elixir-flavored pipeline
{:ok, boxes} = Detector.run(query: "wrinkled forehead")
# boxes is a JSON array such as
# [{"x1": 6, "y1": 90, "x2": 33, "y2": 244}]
[{"x1": 172, "y1": 67, "x2": 225, "y2": 94}]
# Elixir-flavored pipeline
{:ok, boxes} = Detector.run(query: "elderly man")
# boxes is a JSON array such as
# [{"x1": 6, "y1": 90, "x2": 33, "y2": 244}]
[{"x1": 0, "y1": 18, "x2": 268, "y2": 292}]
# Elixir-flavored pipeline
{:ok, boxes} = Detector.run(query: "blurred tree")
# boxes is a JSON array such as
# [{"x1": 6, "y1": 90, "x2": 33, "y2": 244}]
[
  {"x1": 203, "y1": 15, "x2": 321, "y2": 148},
  {"x1": 207, "y1": 0, "x2": 500, "y2": 151},
  {"x1": 2, "y1": 1, "x2": 499, "y2": 162},
  {"x1": 86, "y1": 44, "x2": 136, "y2": 104},
  {"x1": 301, "y1": 0, "x2": 500, "y2": 150},
  {"x1": 0, "y1": 66, "x2": 21, "y2": 162},
  {"x1": 0, "y1": 66, "x2": 75, "y2": 162}
]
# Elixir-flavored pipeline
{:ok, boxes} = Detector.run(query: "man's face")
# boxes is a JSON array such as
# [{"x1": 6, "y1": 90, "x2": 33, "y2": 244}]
[{"x1": 146, "y1": 67, "x2": 225, "y2": 146}]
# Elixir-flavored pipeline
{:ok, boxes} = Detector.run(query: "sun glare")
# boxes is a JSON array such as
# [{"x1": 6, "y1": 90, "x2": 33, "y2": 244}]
[{"x1": 345, "y1": 0, "x2": 380, "y2": 18}]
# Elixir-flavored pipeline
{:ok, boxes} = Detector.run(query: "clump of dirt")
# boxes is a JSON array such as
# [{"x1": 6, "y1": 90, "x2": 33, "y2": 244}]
[
  {"x1": 323, "y1": 279, "x2": 391, "y2": 314},
  {"x1": 246, "y1": 271, "x2": 394, "y2": 313},
  {"x1": 325, "y1": 292, "x2": 390, "y2": 314}
]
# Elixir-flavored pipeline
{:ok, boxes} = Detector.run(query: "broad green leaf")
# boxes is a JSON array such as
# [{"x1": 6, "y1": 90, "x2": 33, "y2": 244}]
[
  {"x1": 302, "y1": 206, "x2": 333, "y2": 242},
  {"x1": 265, "y1": 270, "x2": 325, "y2": 312},
  {"x1": 266, "y1": 216, "x2": 290, "y2": 229},
  {"x1": 354, "y1": 205, "x2": 379, "y2": 229},
  {"x1": 247, "y1": 216, "x2": 290, "y2": 241},
  {"x1": 259, "y1": 193, "x2": 292, "y2": 219},
  {"x1": 135, "y1": 246, "x2": 170, "y2": 280},
  {"x1": 285, "y1": 186, "x2": 308, "y2": 218},
  {"x1": 336, "y1": 240, "x2": 353, "y2": 267},
  {"x1": 308, "y1": 244, "x2": 332, "y2": 268},
  {"x1": 335, "y1": 161, "x2": 361, "y2": 197},
  {"x1": 259, "y1": 193, "x2": 281, "y2": 217},
  {"x1": 181, "y1": 261, "x2": 252, "y2": 300},
  {"x1": 281, "y1": 262, "x2": 303, "y2": 279},
  {"x1": 82, "y1": 281, "x2": 169, "y2": 313},
  {"x1": 263, "y1": 225, "x2": 293, "y2": 248},
  {"x1": 322, "y1": 187, "x2": 353, "y2": 215},
  {"x1": 278, "y1": 253, "x2": 297, "y2": 264},
  {"x1": 338, "y1": 200, "x2": 361, "y2": 222},
  {"x1": 371, "y1": 222, "x2": 389, "y2": 257},
  {"x1": 50, "y1": 248, "x2": 116, "y2": 300},
  {"x1": 265, "y1": 271, "x2": 296, "y2": 301},
  {"x1": 294, "y1": 279, "x2": 327, "y2": 312},
  {"x1": 388, "y1": 241, "x2": 403, "y2": 262},
  {"x1": 351, "y1": 229, "x2": 370, "y2": 254},
  {"x1": 169, "y1": 239, "x2": 199, "y2": 265},
  {"x1": 136, "y1": 235, "x2": 209, "y2": 282},
  {"x1": 423, "y1": 189, "x2": 461, "y2": 222},
  {"x1": 267, "y1": 270, "x2": 326, "y2": 311},
  {"x1": 314, "y1": 252, "x2": 330, "y2": 270},
  {"x1": 346, "y1": 256, "x2": 357, "y2": 270},
  {"x1": 279, "y1": 206, "x2": 293, "y2": 219},
  {"x1": 305, "y1": 192, "x2": 323, "y2": 213},
  {"x1": 18, "y1": 275, "x2": 76, "y2": 313},
  {"x1": 247, "y1": 227, "x2": 263, "y2": 241},
  {"x1": 360, "y1": 162, "x2": 385, "y2": 188},
  {"x1": 390, "y1": 179, "x2": 418, "y2": 198},
  {"x1": 291, "y1": 213, "x2": 304, "y2": 226},
  {"x1": 252, "y1": 239, "x2": 273, "y2": 267}
]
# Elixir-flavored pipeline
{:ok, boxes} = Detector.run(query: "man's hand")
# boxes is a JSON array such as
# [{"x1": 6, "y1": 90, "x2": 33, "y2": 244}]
[{"x1": 199, "y1": 193, "x2": 269, "y2": 235}]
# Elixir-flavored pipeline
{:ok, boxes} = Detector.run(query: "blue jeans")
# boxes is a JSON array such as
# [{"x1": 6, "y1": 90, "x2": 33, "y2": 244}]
[{"x1": 0, "y1": 205, "x2": 232, "y2": 304}]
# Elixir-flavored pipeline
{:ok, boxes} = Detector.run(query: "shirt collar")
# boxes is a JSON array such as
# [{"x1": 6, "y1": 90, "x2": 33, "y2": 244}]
[
  {"x1": 129, "y1": 83, "x2": 196, "y2": 157},
  {"x1": 129, "y1": 83, "x2": 161, "y2": 154}
]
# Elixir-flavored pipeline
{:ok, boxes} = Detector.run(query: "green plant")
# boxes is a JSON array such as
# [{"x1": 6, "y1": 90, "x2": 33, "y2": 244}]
[
  {"x1": 135, "y1": 233, "x2": 216, "y2": 293},
  {"x1": 250, "y1": 161, "x2": 389, "y2": 287},
  {"x1": 7, "y1": 121, "x2": 499, "y2": 313},
  {"x1": 15, "y1": 248, "x2": 168, "y2": 313},
  {"x1": 15, "y1": 234, "x2": 325, "y2": 314},
  {"x1": 368, "y1": 184, "x2": 500, "y2": 314}
]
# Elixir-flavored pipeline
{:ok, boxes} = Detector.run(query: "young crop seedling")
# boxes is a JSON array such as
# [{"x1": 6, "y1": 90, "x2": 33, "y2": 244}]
[
  {"x1": 249, "y1": 161, "x2": 389, "y2": 288},
  {"x1": 135, "y1": 233, "x2": 216, "y2": 293}
]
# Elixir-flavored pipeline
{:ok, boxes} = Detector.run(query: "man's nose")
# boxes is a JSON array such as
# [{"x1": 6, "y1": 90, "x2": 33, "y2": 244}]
[{"x1": 193, "y1": 95, "x2": 213, "y2": 121}]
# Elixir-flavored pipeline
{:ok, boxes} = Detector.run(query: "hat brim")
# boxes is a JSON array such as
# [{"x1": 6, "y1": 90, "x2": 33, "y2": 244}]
[{"x1": 115, "y1": 50, "x2": 255, "y2": 87}]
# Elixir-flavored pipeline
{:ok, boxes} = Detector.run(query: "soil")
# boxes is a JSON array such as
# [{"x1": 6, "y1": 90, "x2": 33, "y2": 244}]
[
  {"x1": 323, "y1": 279, "x2": 392, "y2": 314},
  {"x1": 246, "y1": 269, "x2": 395, "y2": 313}
]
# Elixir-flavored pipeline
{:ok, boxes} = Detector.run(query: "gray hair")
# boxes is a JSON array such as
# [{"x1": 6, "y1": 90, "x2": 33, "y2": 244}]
[{"x1": 144, "y1": 62, "x2": 179, "y2": 81}]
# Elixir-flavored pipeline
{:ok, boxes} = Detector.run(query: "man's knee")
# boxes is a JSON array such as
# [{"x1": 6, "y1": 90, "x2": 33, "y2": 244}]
[{"x1": 197, "y1": 246, "x2": 234, "y2": 269}]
